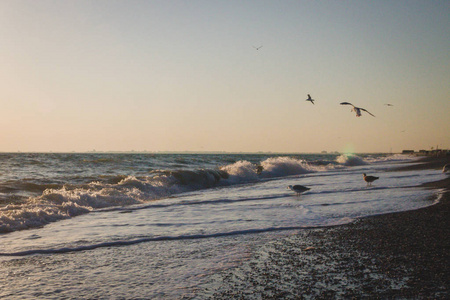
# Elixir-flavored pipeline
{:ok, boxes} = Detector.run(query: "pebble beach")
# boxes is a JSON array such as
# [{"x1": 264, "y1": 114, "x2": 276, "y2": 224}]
[{"x1": 201, "y1": 156, "x2": 450, "y2": 299}]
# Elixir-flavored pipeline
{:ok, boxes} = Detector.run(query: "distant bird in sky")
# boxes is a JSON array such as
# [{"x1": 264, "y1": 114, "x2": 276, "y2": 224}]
[
  {"x1": 306, "y1": 94, "x2": 315, "y2": 105},
  {"x1": 385, "y1": 104, "x2": 394, "y2": 106},
  {"x1": 340, "y1": 102, "x2": 375, "y2": 117},
  {"x1": 363, "y1": 173, "x2": 379, "y2": 186},
  {"x1": 253, "y1": 45, "x2": 263, "y2": 50},
  {"x1": 288, "y1": 185, "x2": 311, "y2": 195}
]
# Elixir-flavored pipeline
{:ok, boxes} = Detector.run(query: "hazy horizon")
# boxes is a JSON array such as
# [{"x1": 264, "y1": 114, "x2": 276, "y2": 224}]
[
  {"x1": 0, "y1": 149, "x2": 443, "y2": 155},
  {"x1": 1, "y1": 1, "x2": 449, "y2": 153}
]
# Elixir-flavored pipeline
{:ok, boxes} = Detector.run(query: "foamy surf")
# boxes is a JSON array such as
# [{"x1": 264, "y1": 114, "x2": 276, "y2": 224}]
[
  {"x1": 0, "y1": 151, "x2": 444, "y2": 300},
  {"x1": 336, "y1": 154, "x2": 369, "y2": 166},
  {"x1": 0, "y1": 153, "x2": 417, "y2": 234}
]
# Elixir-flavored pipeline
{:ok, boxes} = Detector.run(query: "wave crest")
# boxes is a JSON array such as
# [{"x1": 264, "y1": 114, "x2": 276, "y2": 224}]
[
  {"x1": 0, "y1": 169, "x2": 232, "y2": 233},
  {"x1": 2, "y1": 154, "x2": 398, "y2": 233},
  {"x1": 336, "y1": 154, "x2": 368, "y2": 166},
  {"x1": 0, "y1": 199, "x2": 90, "y2": 233},
  {"x1": 220, "y1": 161, "x2": 259, "y2": 183},
  {"x1": 260, "y1": 157, "x2": 314, "y2": 177}
]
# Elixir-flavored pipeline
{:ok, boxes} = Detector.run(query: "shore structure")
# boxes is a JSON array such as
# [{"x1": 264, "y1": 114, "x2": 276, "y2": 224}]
[
  {"x1": 207, "y1": 156, "x2": 450, "y2": 299},
  {"x1": 402, "y1": 149, "x2": 450, "y2": 157}
]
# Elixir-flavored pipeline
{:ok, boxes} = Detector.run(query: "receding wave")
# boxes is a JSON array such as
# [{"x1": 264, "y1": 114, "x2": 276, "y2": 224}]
[{"x1": 0, "y1": 224, "x2": 336, "y2": 257}]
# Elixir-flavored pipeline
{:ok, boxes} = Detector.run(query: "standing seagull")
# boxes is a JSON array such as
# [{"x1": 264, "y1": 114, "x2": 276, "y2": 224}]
[
  {"x1": 340, "y1": 102, "x2": 375, "y2": 117},
  {"x1": 363, "y1": 173, "x2": 379, "y2": 186},
  {"x1": 306, "y1": 94, "x2": 315, "y2": 105},
  {"x1": 288, "y1": 185, "x2": 311, "y2": 195}
]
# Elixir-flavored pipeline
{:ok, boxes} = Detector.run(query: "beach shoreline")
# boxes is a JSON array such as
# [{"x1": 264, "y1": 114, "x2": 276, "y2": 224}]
[{"x1": 208, "y1": 157, "x2": 450, "y2": 299}]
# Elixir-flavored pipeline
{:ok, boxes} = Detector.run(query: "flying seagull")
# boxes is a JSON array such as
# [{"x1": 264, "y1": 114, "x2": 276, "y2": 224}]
[
  {"x1": 288, "y1": 185, "x2": 311, "y2": 195},
  {"x1": 363, "y1": 173, "x2": 379, "y2": 186},
  {"x1": 385, "y1": 104, "x2": 394, "y2": 106},
  {"x1": 253, "y1": 45, "x2": 263, "y2": 50},
  {"x1": 340, "y1": 102, "x2": 375, "y2": 117},
  {"x1": 306, "y1": 94, "x2": 315, "y2": 105}
]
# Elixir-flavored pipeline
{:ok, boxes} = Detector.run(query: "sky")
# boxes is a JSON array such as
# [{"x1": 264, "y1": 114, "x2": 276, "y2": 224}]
[{"x1": 0, "y1": 0, "x2": 449, "y2": 153}]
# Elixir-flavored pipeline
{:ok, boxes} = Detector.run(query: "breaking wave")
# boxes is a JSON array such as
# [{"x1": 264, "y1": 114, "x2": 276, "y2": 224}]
[
  {"x1": 259, "y1": 157, "x2": 315, "y2": 177},
  {"x1": 336, "y1": 154, "x2": 369, "y2": 166},
  {"x1": 0, "y1": 154, "x2": 408, "y2": 233}
]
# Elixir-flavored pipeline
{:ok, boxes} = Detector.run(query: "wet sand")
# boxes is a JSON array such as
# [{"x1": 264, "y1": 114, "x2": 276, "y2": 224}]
[{"x1": 206, "y1": 157, "x2": 450, "y2": 299}]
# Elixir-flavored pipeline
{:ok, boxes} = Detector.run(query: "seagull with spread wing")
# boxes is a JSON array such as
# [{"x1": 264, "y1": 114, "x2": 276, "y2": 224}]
[
  {"x1": 340, "y1": 102, "x2": 375, "y2": 117},
  {"x1": 306, "y1": 94, "x2": 315, "y2": 105}
]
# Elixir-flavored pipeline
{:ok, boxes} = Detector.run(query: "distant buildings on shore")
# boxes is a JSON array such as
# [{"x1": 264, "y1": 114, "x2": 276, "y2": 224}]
[{"x1": 402, "y1": 149, "x2": 450, "y2": 157}]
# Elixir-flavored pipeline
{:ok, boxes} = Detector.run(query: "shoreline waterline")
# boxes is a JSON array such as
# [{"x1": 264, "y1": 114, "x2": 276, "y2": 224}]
[
  {"x1": 201, "y1": 157, "x2": 450, "y2": 299},
  {"x1": 0, "y1": 155, "x2": 448, "y2": 299}
]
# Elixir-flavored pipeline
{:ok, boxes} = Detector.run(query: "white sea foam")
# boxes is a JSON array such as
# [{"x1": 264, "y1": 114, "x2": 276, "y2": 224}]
[
  {"x1": 260, "y1": 157, "x2": 314, "y2": 177},
  {"x1": 0, "y1": 153, "x2": 432, "y2": 234},
  {"x1": 0, "y1": 152, "x2": 445, "y2": 300},
  {"x1": 220, "y1": 160, "x2": 259, "y2": 183},
  {"x1": 0, "y1": 200, "x2": 90, "y2": 233},
  {"x1": 0, "y1": 177, "x2": 173, "y2": 233},
  {"x1": 0, "y1": 167, "x2": 443, "y2": 257},
  {"x1": 336, "y1": 154, "x2": 369, "y2": 166},
  {"x1": 364, "y1": 153, "x2": 415, "y2": 164}
]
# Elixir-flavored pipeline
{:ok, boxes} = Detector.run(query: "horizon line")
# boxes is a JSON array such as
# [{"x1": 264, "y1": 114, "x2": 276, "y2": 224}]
[{"x1": 0, "y1": 150, "x2": 417, "y2": 155}]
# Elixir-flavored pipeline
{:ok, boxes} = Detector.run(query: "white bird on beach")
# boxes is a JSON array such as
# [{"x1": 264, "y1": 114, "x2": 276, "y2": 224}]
[
  {"x1": 306, "y1": 94, "x2": 315, "y2": 105},
  {"x1": 443, "y1": 164, "x2": 449, "y2": 173},
  {"x1": 363, "y1": 173, "x2": 379, "y2": 186},
  {"x1": 288, "y1": 185, "x2": 311, "y2": 195},
  {"x1": 340, "y1": 102, "x2": 375, "y2": 117}
]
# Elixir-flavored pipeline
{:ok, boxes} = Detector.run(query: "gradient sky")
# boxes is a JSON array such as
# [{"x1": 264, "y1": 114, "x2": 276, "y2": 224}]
[{"x1": 1, "y1": 0, "x2": 449, "y2": 153}]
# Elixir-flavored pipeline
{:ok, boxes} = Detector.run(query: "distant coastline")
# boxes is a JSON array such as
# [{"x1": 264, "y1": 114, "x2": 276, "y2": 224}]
[
  {"x1": 2, "y1": 150, "x2": 396, "y2": 155},
  {"x1": 3, "y1": 149, "x2": 448, "y2": 156},
  {"x1": 402, "y1": 148, "x2": 450, "y2": 157}
]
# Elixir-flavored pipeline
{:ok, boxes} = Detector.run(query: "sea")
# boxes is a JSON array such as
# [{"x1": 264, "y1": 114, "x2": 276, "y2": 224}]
[{"x1": 0, "y1": 152, "x2": 445, "y2": 299}]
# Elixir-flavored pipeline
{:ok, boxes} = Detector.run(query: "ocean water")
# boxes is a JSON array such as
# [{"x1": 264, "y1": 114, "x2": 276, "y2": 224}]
[{"x1": 0, "y1": 153, "x2": 445, "y2": 298}]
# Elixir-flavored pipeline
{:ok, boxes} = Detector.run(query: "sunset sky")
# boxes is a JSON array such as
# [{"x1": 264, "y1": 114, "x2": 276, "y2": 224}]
[{"x1": 1, "y1": 1, "x2": 449, "y2": 153}]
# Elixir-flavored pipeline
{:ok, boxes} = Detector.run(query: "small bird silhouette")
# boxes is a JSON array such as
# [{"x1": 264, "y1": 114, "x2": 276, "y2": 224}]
[
  {"x1": 363, "y1": 173, "x2": 379, "y2": 186},
  {"x1": 288, "y1": 185, "x2": 311, "y2": 195},
  {"x1": 253, "y1": 45, "x2": 263, "y2": 50},
  {"x1": 306, "y1": 94, "x2": 315, "y2": 105},
  {"x1": 340, "y1": 102, "x2": 375, "y2": 117}
]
